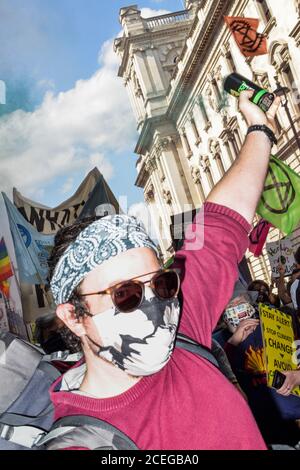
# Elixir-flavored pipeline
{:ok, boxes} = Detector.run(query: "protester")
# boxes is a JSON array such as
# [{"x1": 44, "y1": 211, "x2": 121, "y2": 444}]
[
  {"x1": 222, "y1": 292, "x2": 300, "y2": 445},
  {"x1": 35, "y1": 313, "x2": 68, "y2": 354},
  {"x1": 277, "y1": 370, "x2": 300, "y2": 397},
  {"x1": 247, "y1": 279, "x2": 280, "y2": 307},
  {"x1": 275, "y1": 264, "x2": 293, "y2": 306},
  {"x1": 44, "y1": 90, "x2": 282, "y2": 450},
  {"x1": 290, "y1": 247, "x2": 300, "y2": 312}
]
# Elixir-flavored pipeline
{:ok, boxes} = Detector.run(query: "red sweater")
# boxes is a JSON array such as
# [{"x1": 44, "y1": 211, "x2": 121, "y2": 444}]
[{"x1": 50, "y1": 202, "x2": 266, "y2": 450}]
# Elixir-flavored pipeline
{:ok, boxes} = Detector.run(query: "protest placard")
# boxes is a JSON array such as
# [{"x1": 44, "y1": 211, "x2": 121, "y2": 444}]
[
  {"x1": 260, "y1": 304, "x2": 300, "y2": 396},
  {"x1": 266, "y1": 236, "x2": 297, "y2": 278}
]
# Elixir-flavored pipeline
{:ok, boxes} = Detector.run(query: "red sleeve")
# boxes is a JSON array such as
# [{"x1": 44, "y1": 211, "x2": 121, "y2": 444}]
[{"x1": 173, "y1": 202, "x2": 251, "y2": 348}]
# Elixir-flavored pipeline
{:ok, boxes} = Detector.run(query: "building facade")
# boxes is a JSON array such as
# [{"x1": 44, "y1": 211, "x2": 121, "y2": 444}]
[{"x1": 114, "y1": 0, "x2": 300, "y2": 281}]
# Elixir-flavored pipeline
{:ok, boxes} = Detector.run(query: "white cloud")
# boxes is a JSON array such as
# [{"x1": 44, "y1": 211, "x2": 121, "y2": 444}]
[
  {"x1": 0, "y1": 39, "x2": 136, "y2": 199},
  {"x1": 88, "y1": 152, "x2": 114, "y2": 181},
  {"x1": 37, "y1": 79, "x2": 56, "y2": 91},
  {"x1": 0, "y1": 5, "x2": 172, "y2": 202},
  {"x1": 140, "y1": 8, "x2": 170, "y2": 18},
  {"x1": 61, "y1": 177, "x2": 74, "y2": 194}
]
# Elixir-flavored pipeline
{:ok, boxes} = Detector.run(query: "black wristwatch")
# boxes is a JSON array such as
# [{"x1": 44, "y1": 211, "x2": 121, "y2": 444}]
[{"x1": 247, "y1": 124, "x2": 277, "y2": 146}]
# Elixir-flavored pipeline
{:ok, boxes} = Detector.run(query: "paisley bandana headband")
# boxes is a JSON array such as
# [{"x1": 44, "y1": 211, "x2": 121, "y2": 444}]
[{"x1": 50, "y1": 215, "x2": 159, "y2": 305}]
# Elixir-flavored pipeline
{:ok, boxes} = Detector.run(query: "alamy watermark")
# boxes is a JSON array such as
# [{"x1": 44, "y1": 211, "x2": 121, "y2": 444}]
[
  {"x1": 94, "y1": 198, "x2": 205, "y2": 252},
  {"x1": 0, "y1": 80, "x2": 6, "y2": 105}
]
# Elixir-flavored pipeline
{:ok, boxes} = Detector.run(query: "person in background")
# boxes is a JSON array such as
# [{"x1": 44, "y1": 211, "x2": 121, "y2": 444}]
[
  {"x1": 35, "y1": 313, "x2": 67, "y2": 354},
  {"x1": 35, "y1": 313, "x2": 82, "y2": 373},
  {"x1": 275, "y1": 264, "x2": 293, "y2": 306},
  {"x1": 222, "y1": 293, "x2": 300, "y2": 445},
  {"x1": 290, "y1": 247, "x2": 300, "y2": 312},
  {"x1": 276, "y1": 370, "x2": 300, "y2": 397},
  {"x1": 247, "y1": 279, "x2": 280, "y2": 308}
]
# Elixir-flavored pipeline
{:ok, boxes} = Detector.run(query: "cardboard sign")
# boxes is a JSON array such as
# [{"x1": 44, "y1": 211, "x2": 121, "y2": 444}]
[
  {"x1": 266, "y1": 236, "x2": 297, "y2": 278},
  {"x1": 260, "y1": 304, "x2": 300, "y2": 397}
]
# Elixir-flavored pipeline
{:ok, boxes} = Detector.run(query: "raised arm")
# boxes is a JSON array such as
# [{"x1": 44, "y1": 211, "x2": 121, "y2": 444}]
[
  {"x1": 175, "y1": 92, "x2": 281, "y2": 347},
  {"x1": 207, "y1": 91, "x2": 281, "y2": 224}
]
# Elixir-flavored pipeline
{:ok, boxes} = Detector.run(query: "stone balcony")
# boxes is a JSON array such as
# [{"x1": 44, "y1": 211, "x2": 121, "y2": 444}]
[{"x1": 144, "y1": 10, "x2": 191, "y2": 31}]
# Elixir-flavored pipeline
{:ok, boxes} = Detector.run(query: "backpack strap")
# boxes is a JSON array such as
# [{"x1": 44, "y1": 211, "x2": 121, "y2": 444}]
[
  {"x1": 34, "y1": 415, "x2": 139, "y2": 450},
  {"x1": 175, "y1": 332, "x2": 219, "y2": 369},
  {"x1": 0, "y1": 423, "x2": 46, "y2": 449},
  {"x1": 42, "y1": 351, "x2": 83, "y2": 363},
  {"x1": 0, "y1": 332, "x2": 43, "y2": 413}
]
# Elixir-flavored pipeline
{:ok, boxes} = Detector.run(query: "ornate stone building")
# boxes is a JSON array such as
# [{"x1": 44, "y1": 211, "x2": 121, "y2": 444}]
[{"x1": 114, "y1": 0, "x2": 300, "y2": 280}]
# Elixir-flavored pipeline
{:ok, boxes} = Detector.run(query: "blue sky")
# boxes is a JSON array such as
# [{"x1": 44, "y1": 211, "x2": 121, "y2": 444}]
[{"x1": 0, "y1": 0, "x2": 185, "y2": 210}]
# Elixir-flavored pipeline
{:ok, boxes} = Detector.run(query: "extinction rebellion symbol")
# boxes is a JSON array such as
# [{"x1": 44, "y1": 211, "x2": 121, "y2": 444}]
[
  {"x1": 230, "y1": 20, "x2": 265, "y2": 54},
  {"x1": 261, "y1": 159, "x2": 296, "y2": 214}
]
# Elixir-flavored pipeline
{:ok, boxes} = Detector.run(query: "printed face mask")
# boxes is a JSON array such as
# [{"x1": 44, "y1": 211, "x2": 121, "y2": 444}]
[
  {"x1": 89, "y1": 287, "x2": 181, "y2": 376},
  {"x1": 223, "y1": 302, "x2": 256, "y2": 331}
]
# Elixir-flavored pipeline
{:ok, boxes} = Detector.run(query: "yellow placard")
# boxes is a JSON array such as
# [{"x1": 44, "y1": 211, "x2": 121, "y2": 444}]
[{"x1": 259, "y1": 304, "x2": 300, "y2": 397}]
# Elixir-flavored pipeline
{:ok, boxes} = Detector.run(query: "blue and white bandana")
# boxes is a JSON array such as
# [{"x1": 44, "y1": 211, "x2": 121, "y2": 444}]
[{"x1": 50, "y1": 215, "x2": 159, "y2": 305}]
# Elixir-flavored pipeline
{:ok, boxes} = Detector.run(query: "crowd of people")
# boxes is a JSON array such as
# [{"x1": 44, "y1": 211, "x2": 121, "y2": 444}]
[
  {"x1": 212, "y1": 253, "x2": 300, "y2": 446},
  {"x1": 35, "y1": 248, "x2": 300, "y2": 448},
  {"x1": 2, "y1": 89, "x2": 300, "y2": 451}
]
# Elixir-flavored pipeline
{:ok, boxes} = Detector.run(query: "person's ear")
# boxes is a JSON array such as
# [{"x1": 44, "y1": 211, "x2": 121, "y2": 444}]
[{"x1": 56, "y1": 303, "x2": 86, "y2": 338}]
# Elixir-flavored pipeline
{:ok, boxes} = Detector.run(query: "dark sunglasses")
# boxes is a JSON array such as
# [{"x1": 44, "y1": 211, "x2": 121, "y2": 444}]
[{"x1": 79, "y1": 269, "x2": 180, "y2": 313}]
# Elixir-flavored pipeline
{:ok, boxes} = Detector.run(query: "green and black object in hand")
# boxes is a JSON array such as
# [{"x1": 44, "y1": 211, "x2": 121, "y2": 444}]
[{"x1": 224, "y1": 72, "x2": 275, "y2": 113}]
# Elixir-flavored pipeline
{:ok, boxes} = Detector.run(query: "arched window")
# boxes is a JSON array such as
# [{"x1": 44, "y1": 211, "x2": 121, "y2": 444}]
[
  {"x1": 197, "y1": 95, "x2": 211, "y2": 130},
  {"x1": 256, "y1": 0, "x2": 272, "y2": 23},
  {"x1": 215, "y1": 153, "x2": 226, "y2": 177},
  {"x1": 191, "y1": 166, "x2": 206, "y2": 202},
  {"x1": 270, "y1": 42, "x2": 300, "y2": 114},
  {"x1": 225, "y1": 49, "x2": 236, "y2": 73},
  {"x1": 204, "y1": 158, "x2": 214, "y2": 190},
  {"x1": 190, "y1": 117, "x2": 201, "y2": 144},
  {"x1": 181, "y1": 130, "x2": 193, "y2": 158}
]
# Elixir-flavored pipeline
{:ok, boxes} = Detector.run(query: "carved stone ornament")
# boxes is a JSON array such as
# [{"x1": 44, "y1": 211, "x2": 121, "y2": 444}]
[
  {"x1": 191, "y1": 166, "x2": 201, "y2": 184},
  {"x1": 163, "y1": 189, "x2": 172, "y2": 205},
  {"x1": 145, "y1": 184, "x2": 155, "y2": 202},
  {"x1": 132, "y1": 71, "x2": 143, "y2": 98},
  {"x1": 145, "y1": 156, "x2": 158, "y2": 174},
  {"x1": 213, "y1": 64, "x2": 222, "y2": 82},
  {"x1": 209, "y1": 139, "x2": 221, "y2": 157},
  {"x1": 206, "y1": 85, "x2": 218, "y2": 112}
]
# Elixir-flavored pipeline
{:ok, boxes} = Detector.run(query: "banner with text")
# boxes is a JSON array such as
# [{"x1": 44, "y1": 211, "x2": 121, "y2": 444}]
[
  {"x1": 266, "y1": 236, "x2": 297, "y2": 278},
  {"x1": 260, "y1": 304, "x2": 300, "y2": 397},
  {"x1": 13, "y1": 167, "x2": 101, "y2": 234}
]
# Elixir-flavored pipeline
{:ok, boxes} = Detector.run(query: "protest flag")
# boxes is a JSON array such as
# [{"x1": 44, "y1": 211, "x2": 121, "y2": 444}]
[
  {"x1": 224, "y1": 16, "x2": 267, "y2": 57},
  {"x1": 257, "y1": 155, "x2": 300, "y2": 235},
  {"x1": 2, "y1": 192, "x2": 54, "y2": 284},
  {"x1": 79, "y1": 174, "x2": 121, "y2": 219},
  {"x1": 0, "y1": 237, "x2": 13, "y2": 282},
  {"x1": 0, "y1": 279, "x2": 10, "y2": 299},
  {"x1": 249, "y1": 219, "x2": 272, "y2": 257}
]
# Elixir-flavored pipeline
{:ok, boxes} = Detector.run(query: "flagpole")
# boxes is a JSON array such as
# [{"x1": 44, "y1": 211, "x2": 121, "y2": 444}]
[{"x1": 11, "y1": 262, "x2": 21, "y2": 297}]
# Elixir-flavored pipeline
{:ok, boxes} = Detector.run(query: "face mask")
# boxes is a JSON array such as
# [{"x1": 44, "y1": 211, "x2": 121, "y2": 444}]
[
  {"x1": 223, "y1": 302, "x2": 256, "y2": 331},
  {"x1": 89, "y1": 287, "x2": 181, "y2": 376},
  {"x1": 256, "y1": 291, "x2": 269, "y2": 303}
]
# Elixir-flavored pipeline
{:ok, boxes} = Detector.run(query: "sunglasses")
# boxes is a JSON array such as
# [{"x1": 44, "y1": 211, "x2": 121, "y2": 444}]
[{"x1": 79, "y1": 269, "x2": 180, "y2": 313}]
